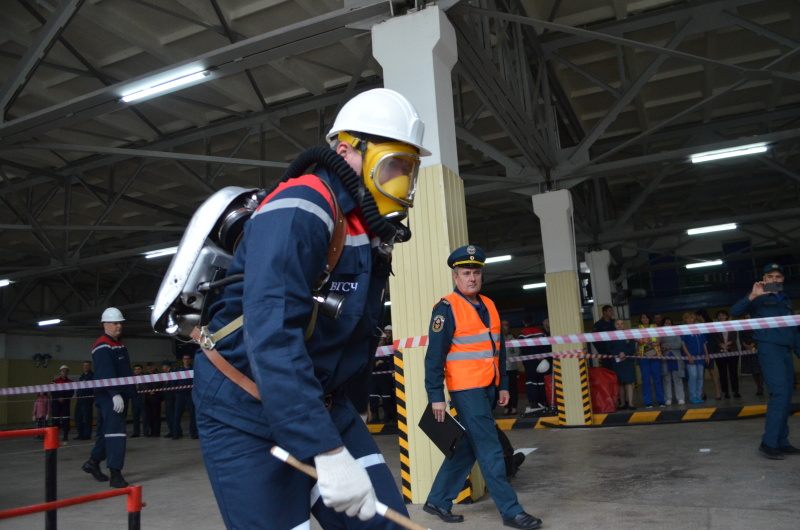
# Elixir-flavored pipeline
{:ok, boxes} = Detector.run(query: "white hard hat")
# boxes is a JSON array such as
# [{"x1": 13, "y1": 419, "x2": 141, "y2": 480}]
[
  {"x1": 59, "y1": 365, "x2": 69, "y2": 371},
  {"x1": 326, "y1": 89, "x2": 431, "y2": 156},
  {"x1": 101, "y1": 307, "x2": 125, "y2": 322}
]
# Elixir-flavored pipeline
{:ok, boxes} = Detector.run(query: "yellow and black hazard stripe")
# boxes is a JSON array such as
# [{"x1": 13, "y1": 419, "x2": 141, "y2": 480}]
[
  {"x1": 394, "y1": 351, "x2": 413, "y2": 503},
  {"x1": 553, "y1": 358, "x2": 566, "y2": 424},
  {"x1": 579, "y1": 359, "x2": 592, "y2": 425}
]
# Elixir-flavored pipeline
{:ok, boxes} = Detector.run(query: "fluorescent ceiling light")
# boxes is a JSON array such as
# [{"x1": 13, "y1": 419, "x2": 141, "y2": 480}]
[
  {"x1": 686, "y1": 260, "x2": 723, "y2": 269},
  {"x1": 523, "y1": 282, "x2": 547, "y2": 290},
  {"x1": 38, "y1": 318, "x2": 62, "y2": 326},
  {"x1": 121, "y1": 69, "x2": 210, "y2": 103},
  {"x1": 143, "y1": 247, "x2": 178, "y2": 259},
  {"x1": 384, "y1": 301, "x2": 391, "y2": 307},
  {"x1": 0, "y1": 279, "x2": 11, "y2": 288},
  {"x1": 485, "y1": 255, "x2": 512, "y2": 264},
  {"x1": 690, "y1": 142, "x2": 768, "y2": 163},
  {"x1": 687, "y1": 223, "x2": 737, "y2": 235}
]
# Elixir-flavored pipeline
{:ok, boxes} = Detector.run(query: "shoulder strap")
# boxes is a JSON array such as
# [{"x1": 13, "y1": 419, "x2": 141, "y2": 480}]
[{"x1": 198, "y1": 176, "x2": 346, "y2": 398}]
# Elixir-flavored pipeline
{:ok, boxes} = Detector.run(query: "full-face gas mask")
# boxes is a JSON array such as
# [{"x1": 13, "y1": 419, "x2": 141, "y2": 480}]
[{"x1": 338, "y1": 131, "x2": 420, "y2": 220}]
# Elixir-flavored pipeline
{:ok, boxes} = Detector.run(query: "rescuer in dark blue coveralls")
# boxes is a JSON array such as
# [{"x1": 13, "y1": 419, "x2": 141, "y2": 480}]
[
  {"x1": 82, "y1": 307, "x2": 134, "y2": 488},
  {"x1": 193, "y1": 88, "x2": 430, "y2": 529},
  {"x1": 423, "y1": 245, "x2": 543, "y2": 530},
  {"x1": 731, "y1": 263, "x2": 800, "y2": 460}
]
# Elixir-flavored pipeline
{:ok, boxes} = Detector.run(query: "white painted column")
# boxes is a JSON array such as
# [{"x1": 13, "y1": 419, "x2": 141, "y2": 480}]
[
  {"x1": 374, "y1": 7, "x2": 484, "y2": 504},
  {"x1": 532, "y1": 190, "x2": 592, "y2": 426}
]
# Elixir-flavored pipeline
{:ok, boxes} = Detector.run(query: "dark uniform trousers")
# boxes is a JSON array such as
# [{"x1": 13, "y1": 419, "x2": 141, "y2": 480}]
[
  {"x1": 74, "y1": 397, "x2": 94, "y2": 439},
  {"x1": 427, "y1": 385, "x2": 523, "y2": 521},
  {"x1": 196, "y1": 387, "x2": 408, "y2": 529},
  {"x1": 90, "y1": 396, "x2": 128, "y2": 470},
  {"x1": 758, "y1": 343, "x2": 795, "y2": 448}
]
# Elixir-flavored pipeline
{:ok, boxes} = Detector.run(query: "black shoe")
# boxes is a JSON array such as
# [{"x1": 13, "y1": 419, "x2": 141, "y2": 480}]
[
  {"x1": 131, "y1": 434, "x2": 140, "y2": 438},
  {"x1": 503, "y1": 511, "x2": 543, "y2": 529},
  {"x1": 191, "y1": 434, "x2": 199, "y2": 439},
  {"x1": 423, "y1": 502, "x2": 464, "y2": 523},
  {"x1": 724, "y1": 394, "x2": 731, "y2": 399},
  {"x1": 759, "y1": 443, "x2": 786, "y2": 460},
  {"x1": 733, "y1": 392, "x2": 741, "y2": 398},
  {"x1": 163, "y1": 433, "x2": 173, "y2": 438},
  {"x1": 109, "y1": 469, "x2": 128, "y2": 489},
  {"x1": 172, "y1": 435, "x2": 182, "y2": 440},
  {"x1": 779, "y1": 444, "x2": 800, "y2": 455},
  {"x1": 82, "y1": 459, "x2": 109, "y2": 482}
]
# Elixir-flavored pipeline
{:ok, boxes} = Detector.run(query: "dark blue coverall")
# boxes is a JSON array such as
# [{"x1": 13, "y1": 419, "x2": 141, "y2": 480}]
[
  {"x1": 89, "y1": 335, "x2": 133, "y2": 470},
  {"x1": 424, "y1": 290, "x2": 525, "y2": 521},
  {"x1": 75, "y1": 370, "x2": 95, "y2": 439},
  {"x1": 172, "y1": 364, "x2": 197, "y2": 438},
  {"x1": 193, "y1": 169, "x2": 407, "y2": 529},
  {"x1": 732, "y1": 291, "x2": 800, "y2": 449}
]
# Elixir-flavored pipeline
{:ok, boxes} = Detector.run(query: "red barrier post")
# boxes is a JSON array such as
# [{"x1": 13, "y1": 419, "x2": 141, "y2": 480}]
[
  {"x1": 127, "y1": 485, "x2": 143, "y2": 530},
  {"x1": 44, "y1": 426, "x2": 59, "y2": 529}
]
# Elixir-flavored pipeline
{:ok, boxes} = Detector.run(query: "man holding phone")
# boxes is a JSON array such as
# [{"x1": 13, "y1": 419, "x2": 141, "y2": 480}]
[{"x1": 732, "y1": 263, "x2": 800, "y2": 460}]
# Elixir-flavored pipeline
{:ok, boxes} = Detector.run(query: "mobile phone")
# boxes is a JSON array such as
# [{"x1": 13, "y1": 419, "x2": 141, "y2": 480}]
[{"x1": 763, "y1": 282, "x2": 784, "y2": 292}]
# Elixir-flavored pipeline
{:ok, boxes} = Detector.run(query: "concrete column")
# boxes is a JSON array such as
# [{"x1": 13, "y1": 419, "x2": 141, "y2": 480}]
[
  {"x1": 585, "y1": 250, "x2": 612, "y2": 361},
  {"x1": 532, "y1": 190, "x2": 592, "y2": 426},
  {"x1": 373, "y1": 7, "x2": 483, "y2": 504}
]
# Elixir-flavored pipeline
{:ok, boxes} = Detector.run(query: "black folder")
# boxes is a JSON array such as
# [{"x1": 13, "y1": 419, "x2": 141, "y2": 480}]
[{"x1": 418, "y1": 403, "x2": 466, "y2": 459}]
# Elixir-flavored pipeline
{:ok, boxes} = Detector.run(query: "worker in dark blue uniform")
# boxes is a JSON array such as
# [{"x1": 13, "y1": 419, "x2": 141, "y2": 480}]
[
  {"x1": 193, "y1": 89, "x2": 430, "y2": 529},
  {"x1": 82, "y1": 307, "x2": 134, "y2": 488},
  {"x1": 732, "y1": 263, "x2": 800, "y2": 460},
  {"x1": 423, "y1": 245, "x2": 543, "y2": 530},
  {"x1": 172, "y1": 353, "x2": 197, "y2": 439}
]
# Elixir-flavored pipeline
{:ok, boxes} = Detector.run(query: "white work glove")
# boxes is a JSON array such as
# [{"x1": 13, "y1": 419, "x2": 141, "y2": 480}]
[
  {"x1": 112, "y1": 394, "x2": 124, "y2": 413},
  {"x1": 314, "y1": 447, "x2": 376, "y2": 521}
]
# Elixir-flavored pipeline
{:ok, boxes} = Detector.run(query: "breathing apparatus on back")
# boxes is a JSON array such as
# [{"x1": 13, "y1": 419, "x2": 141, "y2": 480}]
[{"x1": 151, "y1": 89, "x2": 429, "y2": 339}]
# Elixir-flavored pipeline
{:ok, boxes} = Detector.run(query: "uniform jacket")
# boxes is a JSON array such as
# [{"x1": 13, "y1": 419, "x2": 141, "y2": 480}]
[
  {"x1": 50, "y1": 376, "x2": 74, "y2": 400},
  {"x1": 92, "y1": 334, "x2": 134, "y2": 402},
  {"x1": 518, "y1": 325, "x2": 551, "y2": 358},
  {"x1": 592, "y1": 318, "x2": 616, "y2": 355},
  {"x1": 424, "y1": 289, "x2": 508, "y2": 403},
  {"x1": 731, "y1": 292, "x2": 798, "y2": 348},
  {"x1": 77, "y1": 370, "x2": 94, "y2": 398},
  {"x1": 173, "y1": 365, "x2": 194, "y2": 395},
  {"x1": 195, "y1": 168, "x2": 391, "y2": 461}
]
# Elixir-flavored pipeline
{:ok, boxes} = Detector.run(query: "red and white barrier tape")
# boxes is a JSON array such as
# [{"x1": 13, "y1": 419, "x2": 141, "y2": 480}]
[{"x1": 4, "y1": 315, "x2": 795, "y2": 396}]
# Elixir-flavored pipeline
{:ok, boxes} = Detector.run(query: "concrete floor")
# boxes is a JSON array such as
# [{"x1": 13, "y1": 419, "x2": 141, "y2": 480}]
[{"x1": 2, "y1": 379, "x2": 799, "y2": 529}]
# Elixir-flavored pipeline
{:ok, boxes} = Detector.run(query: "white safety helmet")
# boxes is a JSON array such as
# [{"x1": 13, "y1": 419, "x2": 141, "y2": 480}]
[
  {"x1": 326, "y1": 88, "x2": 431, "y2": 156},
  {"x1": 101, "y1": 307, "x2": 125, "y2": 323}
]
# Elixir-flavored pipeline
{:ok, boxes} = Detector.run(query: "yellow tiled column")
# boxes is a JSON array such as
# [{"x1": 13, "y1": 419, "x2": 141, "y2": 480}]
[{"x1": 533, "y1": 190, "x2": 592, "y2": 426}]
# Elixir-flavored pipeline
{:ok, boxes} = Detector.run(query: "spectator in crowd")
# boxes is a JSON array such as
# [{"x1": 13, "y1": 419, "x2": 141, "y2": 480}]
[
  {"x1": 710, "y1": 309, "x2": 741, "y2": 399},
  {"x1": 738, "y1": 314, "x2": 764, "y2": 396},
  {"x1": 593, "y1": 305, "x2": 616, "y2": 370},
  {"x1": 74, "y1": 361, "x2": 94, "y2": 440},
  {"x1": 636, "y1": 313, "x2": 665, "y2": 408},
  {"x1": 32, "y1": 391, "x2": 50, "y2": 441},
  {"x1": 696, "y1": 310, "x2": 723, "y2": 400},
  {"x1": 51, "y1": 365, "x2": 74, "y2": 442},
  {"x1": 518, "y1": 315, "x2": 549, "y2": 416},
  {"x1": 660, "y1": 317, "x2": 686, "y2": 406},
  {"x1": 502, "y1": 319, "x2": 521, "y2": 415},
  {"x1": 423, "y1": 245, "x2": 542, "y2": 529},
  {"x1": 130, "y1": 364, "x2": 148, "y2": 438},
  {"x1": 653, "y1": 313, "x2": 665, "y2": 327},
  {"x1": 369, "y1": 336, "x2": 397, "y2": 424},
  {"x1": 172, "y1": 353, "x2": 198, "y2": 440},
  {"x1": 143, "y1": 362, "x2": 163, "y2": 437},
  {"x1": 731, "y1": 263, "x2": 800, "y2": 460},
  {"x1": 681, "y1": 312, "x2": 709, "y2": 404},
  {"x1": 161, "y1": 360, "x2": 176, "y2": 438},
  {"x1": 609, "y1": 319, "x2": 637, "y2": 410}
]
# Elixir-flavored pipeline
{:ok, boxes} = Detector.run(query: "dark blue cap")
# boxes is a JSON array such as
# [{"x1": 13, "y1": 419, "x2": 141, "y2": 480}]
[
  {"x1": 763, "y1": 263, "x2": 785, "y2": 275},
  {"x1": 161, "y1": 360, "x2": 173, "y2": 366},
  {"x1": 447, "y1": 245, "x2": 485, "y2": 268}
]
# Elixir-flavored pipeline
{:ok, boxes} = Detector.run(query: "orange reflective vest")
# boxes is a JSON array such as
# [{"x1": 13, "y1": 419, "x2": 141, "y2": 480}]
[{"x1": 442, "y1": 292, "x2": 502, "y2": 392}]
